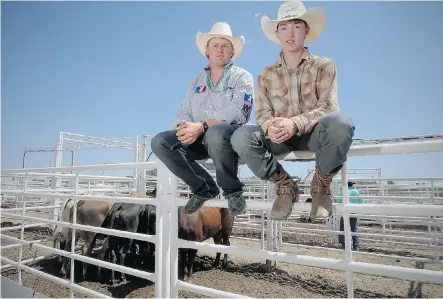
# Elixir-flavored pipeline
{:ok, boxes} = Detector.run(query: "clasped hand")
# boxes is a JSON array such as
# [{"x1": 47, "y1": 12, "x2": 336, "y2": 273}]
[
  {"x1": 176, "y1": 121, "x2": 203, "y2": 145},
  {"x1": 267, "y1": 117, "x2": 297, "y2": 144}
]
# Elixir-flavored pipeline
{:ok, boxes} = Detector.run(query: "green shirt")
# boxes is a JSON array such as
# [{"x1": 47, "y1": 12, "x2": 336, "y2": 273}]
[{"x1": 336, "y1": 186, "x2": 362, "y2": 204}]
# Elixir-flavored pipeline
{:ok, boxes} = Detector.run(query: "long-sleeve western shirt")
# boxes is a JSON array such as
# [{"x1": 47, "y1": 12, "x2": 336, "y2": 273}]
[
  {"x1": 174, "y1": 61, "x2": 254, "y2": 128},
  {"x1": 255, "y1": 48, "x2": 340, "y2": 136}
]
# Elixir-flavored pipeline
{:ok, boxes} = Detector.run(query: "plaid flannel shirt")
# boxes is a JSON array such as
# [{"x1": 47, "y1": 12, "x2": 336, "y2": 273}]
[{"x1": 255, "y1": 48, "x2": 340, "y2": 136}]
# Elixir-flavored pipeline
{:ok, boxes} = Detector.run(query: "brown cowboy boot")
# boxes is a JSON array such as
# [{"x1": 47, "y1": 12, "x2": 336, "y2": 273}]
[
  {"x1": 268, "y1": 170, "x2": 299, "y2": 220},
  {"x1": 310, "y1": 164, "x2": 337, "y2": 219}
]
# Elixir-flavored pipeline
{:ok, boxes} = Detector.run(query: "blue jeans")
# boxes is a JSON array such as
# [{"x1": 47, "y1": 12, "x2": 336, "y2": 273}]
[
  {"x1": 338, "y1": 217, "x2": 359, "y2": 249},
  {"x1": 151, "y1": 124, "x2": 244, "y2": 198},
  {"x1": 230, "y1": 112, "x2": 355, "y2": 179}
]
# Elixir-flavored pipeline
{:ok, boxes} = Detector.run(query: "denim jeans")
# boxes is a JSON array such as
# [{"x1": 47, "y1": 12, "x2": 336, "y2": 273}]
[
  {"x1": 151, "y1": 123, "x2": 244, "y2": 197},
  {"x1": 230, "y1": 112, "x2": 355, "y2": 179},
  {"x1": 338, "y1": 217, "x2": 359, "y2": 249}
]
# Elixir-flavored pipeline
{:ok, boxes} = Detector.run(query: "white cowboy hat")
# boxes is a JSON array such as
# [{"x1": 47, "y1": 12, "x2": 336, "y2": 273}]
[
  {"x1": 261, "y1": 0, "x2": 326, "y2": 45},
  {"x1": 196, "y1": 22, "x2": 245, "y2": 60}
]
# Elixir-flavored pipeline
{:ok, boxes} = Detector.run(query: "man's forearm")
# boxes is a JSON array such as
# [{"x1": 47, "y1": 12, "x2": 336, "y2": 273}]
[{"x1": 204, "y1": 119, "x2": 223, "y2": 127}]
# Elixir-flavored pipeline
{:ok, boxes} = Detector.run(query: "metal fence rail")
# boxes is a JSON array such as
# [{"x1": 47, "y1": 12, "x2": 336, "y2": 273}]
[{"x1": 1, "y1": 134, "x2": 443, "y2": 298}]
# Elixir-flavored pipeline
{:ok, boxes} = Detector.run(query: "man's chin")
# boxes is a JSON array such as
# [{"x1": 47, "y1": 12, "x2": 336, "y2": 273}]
[{"x1": 283, "y1": 46, "x2": 303, "y2": 53}]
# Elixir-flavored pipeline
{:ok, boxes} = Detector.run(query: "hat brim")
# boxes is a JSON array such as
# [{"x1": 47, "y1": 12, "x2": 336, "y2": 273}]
[
  {"x1": 261, "y1": 7, "x2": 326, "y2": 45},
  {"x1": 196, "y1": 33, "x2": 245, "y2": 60}
]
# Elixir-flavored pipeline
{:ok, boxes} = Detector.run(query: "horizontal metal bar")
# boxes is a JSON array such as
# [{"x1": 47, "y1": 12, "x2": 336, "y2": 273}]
[
  {"x1": 280, "y1": 138, "x2": 443, "y2": 161},
  {"x1": 178, "y1": 239, "x2": 347, "y2": 270},
  {"x1": 0, "y1": 256, "x2": 111, "y2": 298},
  {"x1": 0, "y1": 255, "x2": 46, "y2": 270},
  {"x1": 177, "y1": 240, "x2": 443, "y2": 285},
  {"x1": 232, "y1": 236, "x2": 441, "y2": 264},
  {"x1": 360, "y1": 238, "x2": 443, "y2": 249},
  {"x1": 0, "y1": 213, "x2": 157, "y2": 244},
  {"x1": 0, "y1": 244, "x2": 23, "y2": 250},
  {"x1": 3, "y1": 205, "x2": 60, "y2": 212},
  {"x1": 177, "y1": 280, "x2": 253, "y2": 298},
  {"x1": 1, "y1": 191, "x2": 158, "y2": 205},
  {"x1": 348, "y1": 261, "x2": 443, "y2": 284},
  {"x1": 0, "y1": 223, "x2": 49, "y2": 232},
  {"x1": 336, "y1": 177, "x2": 443, "y2": 182},
  {"x1": 0, "y1": 238, "x2": 47, "y2": 250},
  {"x1": 334, "y1": 204, "x2": 443, "y2": 217},
  {"x1": 281, "y1": 241, "x2": 443, "y2": 264},
  {"x1": 236, "y1": 224, "x2": 441, "y2": 245},
  {"x1": 4, "y1": 138, "x2": 443, "y2": 174},
  {"x1": 277, "y1": 225, "x2": 439, "y2": 242},
  {"x1": 343, "y1": 195, "x2": 440, "y2": 201},
  {"x1": 19, "y1": 188, "x2": 134, "y2": 193},
  {"x1": 179, "y1": 198, "x2": 443, "y2": 217},
  {"x1": 1, "y1": 161, "x2": 156, "y2": 174},
  {"x1": 0, "y1": 234, "x2": 156, "y2": 283},
  {"x1": 1, "y1": 172, "x2": 133, "y2": 180}
]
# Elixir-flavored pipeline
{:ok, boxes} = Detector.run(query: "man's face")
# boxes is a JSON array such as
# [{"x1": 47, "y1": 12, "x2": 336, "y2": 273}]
[
  {"x1": 205, "y1": 37, "x2": 234, "y2": 67},
  {"x1": 276, "y1": 19, "x2": 310, "y2": 52}
]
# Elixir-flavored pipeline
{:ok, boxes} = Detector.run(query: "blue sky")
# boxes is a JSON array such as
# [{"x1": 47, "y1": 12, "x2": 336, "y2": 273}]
[{"x1": 2, "y1": 1, "x2": 443, "y2": 179}]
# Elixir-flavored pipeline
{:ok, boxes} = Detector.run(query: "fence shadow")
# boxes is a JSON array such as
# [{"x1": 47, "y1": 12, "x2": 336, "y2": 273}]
[
  {"x1": 194, "y1": 254, "x2": 399, "y2": 298},
  {"x1": 407, "y1": 261, "x2": 424, "y2": 298}
]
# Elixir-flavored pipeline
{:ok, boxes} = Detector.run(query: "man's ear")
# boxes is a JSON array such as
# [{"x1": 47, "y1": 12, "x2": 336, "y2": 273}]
[{"x1": 305, "y1": 26, "x2": 310, "y2": 38}]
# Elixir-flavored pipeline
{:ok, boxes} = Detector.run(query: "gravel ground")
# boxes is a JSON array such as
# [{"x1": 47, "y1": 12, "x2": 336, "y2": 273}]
[{"x1": 1, "y1": 221, "x2": 442, "y2": 298}]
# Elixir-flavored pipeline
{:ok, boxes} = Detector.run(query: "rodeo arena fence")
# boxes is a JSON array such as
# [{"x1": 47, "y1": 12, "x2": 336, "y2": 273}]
[{"x1": 1, "y1": 131, "x2": 443, "y2": 298}]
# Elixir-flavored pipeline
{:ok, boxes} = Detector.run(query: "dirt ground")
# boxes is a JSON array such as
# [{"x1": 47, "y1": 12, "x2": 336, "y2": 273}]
[{"x1": 1, "y1": 220, "x2": 442, "y2": 298}]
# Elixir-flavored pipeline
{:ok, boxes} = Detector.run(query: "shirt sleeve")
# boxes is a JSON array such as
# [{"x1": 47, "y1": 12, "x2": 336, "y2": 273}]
[
  {"x1": 216, "y1": 71, "x2": 254, "y2": 125},
  {"x1": 255, "y1": 72, "x2": 274, "y2": 136},
  {"x1": 173, "y1": 82, "x2": 194, "y2": 128},
  {"x1": 290, "y1": 60, "x2": 340, "y2": 135}
]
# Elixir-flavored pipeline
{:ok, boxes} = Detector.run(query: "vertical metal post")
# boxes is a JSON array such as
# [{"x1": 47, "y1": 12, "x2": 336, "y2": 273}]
[
  {"x1": 273, "y1": 219, "x2": 281, "y2": 268},
  {"x1": 18, "y1": 172, "x2": 29, "y2": 285},
  {"x1": 265, "y1": 181, "x2": 273, "y2": 267},
  {"x1": 260, "y1": 181, "x2": 265, "y2": 251},
  {"x1": 138, "y1": 143, "x2": 147, "y2": 196},
  {"x1": 429, "y1": 180, "x2": 437, "y2": 252},
  {"x1": 169, "y1": 167, "x2": 179, "y2": 298},
  {"x1": 55, "y1": 131, "x2": 64, "y2": 168},
  {"x1": 70, "y1": 172, "x2": 79, "y2": 298},
  {"x1": 155, "y1": 162, "x2": 176, "y2": 298},
  {"x1": 133, "y1": 136, "x2": 139, "y2": 193},
  {"x1": 154, "y1": 179, "x2": 164, "y2": 299},
  {"x1": 266, "y1": 212, "x2": 273, "y2": 267},
  {"x1": 51, "y1": 131, "x2": 64, "y2": 230},
  {"x1": 22, "y1": 149, "x2": 28, "y2": 169},
  {"x1": 341, "y1": 162, "x2": 354, "y2": 298},
  {"x1": 71, "y1": 149, "x2": 75, "y2": 174},
  {"x1": 378, "y1": 168, "x2": 384, "y2": 197}
]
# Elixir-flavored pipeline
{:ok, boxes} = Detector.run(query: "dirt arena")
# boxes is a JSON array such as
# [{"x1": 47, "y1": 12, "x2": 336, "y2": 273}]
[{"x1": 1, "y1": 220, "x2": 442, "y2": 298}]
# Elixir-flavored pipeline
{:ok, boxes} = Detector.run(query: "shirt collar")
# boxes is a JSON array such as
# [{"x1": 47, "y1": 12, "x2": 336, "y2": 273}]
[
  {"x1": 277, "y1": 47, "x2": 311, "y2": 68},
  {"x1": 204, "y1": 60, "x2": 234, "y2": 75}
]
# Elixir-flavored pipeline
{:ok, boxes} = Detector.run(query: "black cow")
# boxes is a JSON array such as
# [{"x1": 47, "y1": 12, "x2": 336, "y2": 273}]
[{"x1": 98, "y1": 202, "x2": 156, "y2": 284}]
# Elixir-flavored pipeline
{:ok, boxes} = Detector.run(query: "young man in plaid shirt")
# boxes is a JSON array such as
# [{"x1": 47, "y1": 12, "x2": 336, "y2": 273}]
[{"x1": 232, "y1": 1, "x2": 355, "y2": 220}]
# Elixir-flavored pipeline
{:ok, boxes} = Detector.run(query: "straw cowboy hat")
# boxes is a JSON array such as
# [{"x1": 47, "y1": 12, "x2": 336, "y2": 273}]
[
  {"x1": 261, "y1": 0, "x2": 326, "y2": 45},
  {"x1": 196, "y1": 22, "x2": 245, "y2": 60}
]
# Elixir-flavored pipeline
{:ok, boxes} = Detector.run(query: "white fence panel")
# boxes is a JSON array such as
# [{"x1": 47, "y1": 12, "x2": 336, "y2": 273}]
[{"x1": 1, "y1": 134, "x2": 443, "y2": 298}]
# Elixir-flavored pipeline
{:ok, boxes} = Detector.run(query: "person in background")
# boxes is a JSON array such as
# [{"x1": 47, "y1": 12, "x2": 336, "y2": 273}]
[{"x1": 336, "y1": 181, "x2": 362, "y2": 250}]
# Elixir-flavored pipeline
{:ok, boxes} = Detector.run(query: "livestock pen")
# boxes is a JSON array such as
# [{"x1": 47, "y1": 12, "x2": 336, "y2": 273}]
[{"x1": 1, "y1": 133, "x2": 443, "y2": 298}]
